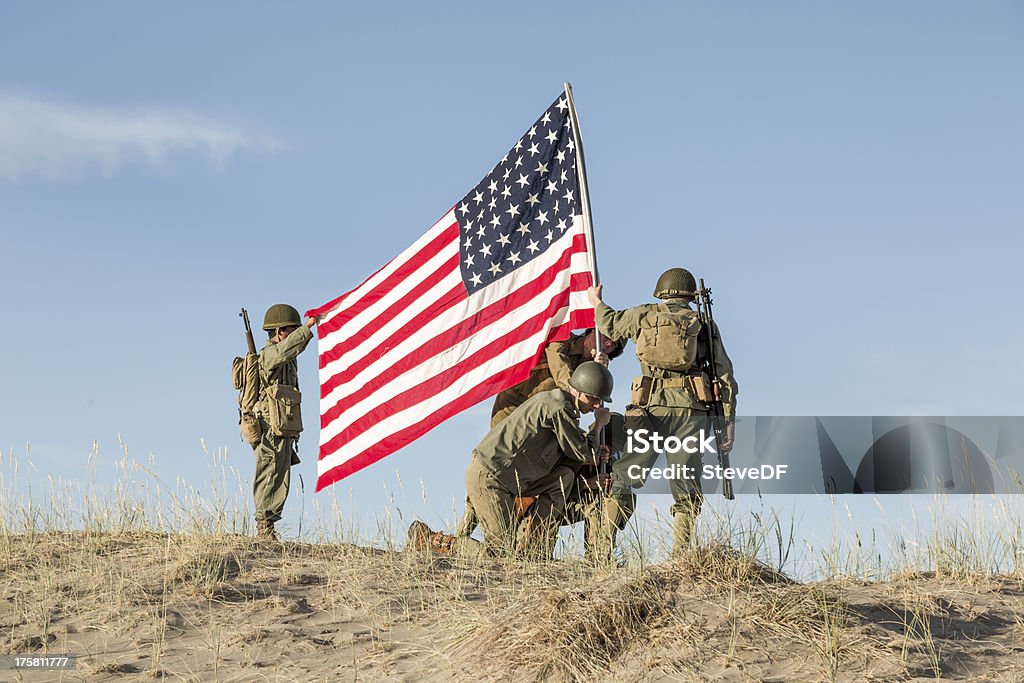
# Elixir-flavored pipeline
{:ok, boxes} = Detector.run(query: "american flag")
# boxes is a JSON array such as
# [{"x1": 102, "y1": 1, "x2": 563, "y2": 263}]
[{"x1": 307, "y1": 93, "x2": 596, "y2": 491}]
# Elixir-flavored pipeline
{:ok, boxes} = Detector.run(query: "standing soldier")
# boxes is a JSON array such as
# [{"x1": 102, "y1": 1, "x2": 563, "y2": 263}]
[
  {"x1": 252, "y1": 304, "x2": 316, "y2": 540},
  {"x1": 455, "y1": 329, "x2": 624, "y2": 538},
  {"x1": 587, "y1": 268, "x2": 738, "y2": 558}
]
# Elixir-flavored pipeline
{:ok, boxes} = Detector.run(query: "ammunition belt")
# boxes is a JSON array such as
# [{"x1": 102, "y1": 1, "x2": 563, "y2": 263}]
[{"x1": 631, "y1": 374, "x2": 714, "y2": 406}]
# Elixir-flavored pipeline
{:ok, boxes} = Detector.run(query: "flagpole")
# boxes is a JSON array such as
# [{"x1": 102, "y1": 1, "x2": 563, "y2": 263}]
[
  {"x1": 564, "y1": 82, "x2": 610, "y2": 481},
  {"x1": 563, "y1": 82, "x2": 602, "y2": 344}
]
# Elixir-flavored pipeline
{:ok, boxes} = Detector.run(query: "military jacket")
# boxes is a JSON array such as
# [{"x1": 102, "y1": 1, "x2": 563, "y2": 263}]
[
  {"x1": 490, "y1": 332, "x2": 589, "y2": 420},
  {"x1": 476, "y1": 389, "x2": 597, "y2": 493},
  {"x1": 596, "y1": 300, "x2": 738, "y2": 416},
  {"x1": 258, "y1": 325, "x2": 313, "y2": 398}
]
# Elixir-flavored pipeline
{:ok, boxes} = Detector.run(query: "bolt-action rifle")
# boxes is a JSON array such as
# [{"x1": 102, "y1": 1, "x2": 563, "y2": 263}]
[
  {"x1": 695, "y1": 280, "x2": 735, "y2": 501},
  {"x1": 233, "y1": 309, "x2": 263, "y2": 446},
  {"x1": 241, "y1": 308, "x2": 257, "y2": 355}
]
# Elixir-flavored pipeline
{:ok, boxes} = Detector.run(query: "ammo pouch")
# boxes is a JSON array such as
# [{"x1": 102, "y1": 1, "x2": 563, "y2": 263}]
[
  {"x1": 239, "y1": 411, "x2": 262, "y2": 445},
  {"x1": 265, "y1": 383, "x2": 303, "y2": 438},
  {"x1": 688, "y1": 375, "x2": 715, "y2": 402},
  {"x1": 630, "y1": 374, "x2": 715, "y2": 407},
  {"x1": 631, "y1": 376, "x2": 654, "y2": 407}
]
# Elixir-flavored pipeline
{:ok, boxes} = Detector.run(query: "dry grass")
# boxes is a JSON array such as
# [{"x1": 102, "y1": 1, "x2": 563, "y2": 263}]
[{"x1": 4, "y1": 442, "x2": 1024, "y2": 680}]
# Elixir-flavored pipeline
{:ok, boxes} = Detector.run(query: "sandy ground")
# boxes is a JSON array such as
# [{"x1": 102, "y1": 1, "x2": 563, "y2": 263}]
[{"x1": 3, "y1": 532, "x2": 1024, "y2": 681}]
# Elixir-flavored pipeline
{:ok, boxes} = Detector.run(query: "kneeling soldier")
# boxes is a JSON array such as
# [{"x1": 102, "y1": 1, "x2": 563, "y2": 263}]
[
  {"x1": 409, "y1": 362, "x2": 613, "y2": 557},
  {"x1": 455, "y1": 329, "x2": 624, "y2": 538}
]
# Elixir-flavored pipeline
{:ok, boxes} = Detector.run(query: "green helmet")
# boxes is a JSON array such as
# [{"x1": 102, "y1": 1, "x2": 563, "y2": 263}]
[
  {"x1": 653, "y1": 268, "x2": 697, "y2": 299},
  {"x1": 262, "y1": 304, "x2": 302, "y2": 330},
  {"x1": 568, "y1": 361, "x2": 614, "y2": 403}
]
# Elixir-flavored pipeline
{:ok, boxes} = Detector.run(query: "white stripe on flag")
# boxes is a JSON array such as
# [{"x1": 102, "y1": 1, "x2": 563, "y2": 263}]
[
  {"x1": 320, "y1": 218, "x2": 584, "y2": 409},
  {"x1": 319, "y1": 217, "x2": 588, "y2": 448},
  {"x1": 318, "y1": 212, "x2": 454, "y2": 327}
]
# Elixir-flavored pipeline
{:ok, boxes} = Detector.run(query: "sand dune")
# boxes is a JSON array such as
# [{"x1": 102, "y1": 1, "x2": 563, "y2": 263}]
[{"x1": 3, "y1": 532, "x2": 1024, "y2": 681}]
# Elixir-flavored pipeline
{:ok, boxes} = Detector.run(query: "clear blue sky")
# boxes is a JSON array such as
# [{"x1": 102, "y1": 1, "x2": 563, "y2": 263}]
[{"x1": 2, "y1": 3, "x2": 1022, "y2": 564}]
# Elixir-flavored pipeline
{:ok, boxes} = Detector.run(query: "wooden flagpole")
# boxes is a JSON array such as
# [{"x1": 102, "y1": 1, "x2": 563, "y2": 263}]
[
  {"x1": 563, "y1": 82, "x2": 602, "y2": 348},
  {"x1": 564, "y1": 82, "x2": 610, "y2": 476}
]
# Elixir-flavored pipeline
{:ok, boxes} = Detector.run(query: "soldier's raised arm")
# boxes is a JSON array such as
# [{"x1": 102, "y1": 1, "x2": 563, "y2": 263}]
[
  {"x1": 544, "y1": 338, "x2": 575, "y2": 391},
  {"x1": 588, "y1": 285, "x2": 644, "y2": 342},
  {"x1": 260, "y1": 305, "x2": 315, "y2": 370}
]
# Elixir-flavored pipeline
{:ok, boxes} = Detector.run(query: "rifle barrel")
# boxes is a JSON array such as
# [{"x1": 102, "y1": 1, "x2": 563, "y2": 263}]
[{"x1": 241, "y1": 308, "x2": 257, "y2": 355}]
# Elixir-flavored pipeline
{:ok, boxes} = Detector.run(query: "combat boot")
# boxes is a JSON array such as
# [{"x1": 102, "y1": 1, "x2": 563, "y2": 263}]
[
  {"x1": 671, "y1": 511, "x2": 696, "y2": 558},
  {"x1": 407, "y1": 521, "x2": 433, "y2": 550},
  {"x1": 256, "y1": 518, "x2": 279, "y2": 541},
  {"x1": 407, "y1": 521, "x2": 459, "y2": 553}
]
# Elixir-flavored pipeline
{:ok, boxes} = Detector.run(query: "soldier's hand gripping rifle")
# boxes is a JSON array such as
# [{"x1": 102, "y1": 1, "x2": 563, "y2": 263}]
[{"x1": 696, "y1": 280, "x2": 735, "y2": 501}]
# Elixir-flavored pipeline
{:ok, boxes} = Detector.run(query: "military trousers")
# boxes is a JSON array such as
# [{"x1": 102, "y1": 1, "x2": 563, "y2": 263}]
[
  {"x1": 606, "y1": 405, "x2": 709, "y2": 555},
  {"x1": 464, "y1": 455, "x2": 569, "y2": 557},
  {"x1": 458, "y1": 457, "x2": 575, "y2": 542},
  {"x1": 582, "y1": 492, "x2": 636, "y2": 563},
  {"x1": 514, "y1": 464, "x2": 577, "y2": 558},
  {"x1": 456, "y1": 398, "x2": 538, "y2": 537},
  {"x1": 611, "y1": 406, "x2": 706, "y2": 509},
  {"x1": 252, "y1": 418, "x2": 292, "y2": 523}
]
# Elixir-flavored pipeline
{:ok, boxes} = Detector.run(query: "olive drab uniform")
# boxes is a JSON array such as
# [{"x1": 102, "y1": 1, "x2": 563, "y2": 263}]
[
  {"x1": 595, "y1": 299, "x2": 738, "y2": 557},
  {"x1": 489, "y1": 332, "x2": 592, "y2": 426},
  {"x1": 465, "y1": 388, "x2": 600, "y2": 556},
  {"x1": 456, "y1": 332, "x2": 593, "y2": 537},
  {"x1": 252, "y1": 324, "x2": 313, "y2": 528},
  {"x1": 558, "y1": 411, "x2": 627, "y2": 559}
]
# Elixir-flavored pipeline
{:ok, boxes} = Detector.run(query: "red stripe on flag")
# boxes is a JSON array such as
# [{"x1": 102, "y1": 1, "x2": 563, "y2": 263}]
[
  {"x1": 318, "y1": 255, "x2": 462, "y2": 372},
  {"x1": 319, "y1": 282, "x2": 581, "y2": 459},
  {"x1": 318, "y1": 235, "x2": 589, "y2": 427},
  {"x1": 315, "y1": 222, "x2": 459, "y2": 336},
  {"x1": 314, "y1": 306, "x2": 594, "y2": 492}
]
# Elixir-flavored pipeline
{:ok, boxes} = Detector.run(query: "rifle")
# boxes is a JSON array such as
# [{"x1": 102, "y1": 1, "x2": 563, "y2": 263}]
[
  {"x1": 696, "y1": 279, "x2": 735, "y2": 501},
  {"x1": 239, "y1": 308, "x2": 301, "y2": 466},
  {"x1": 241, "y1": 308, "x2": 257, "y2": 355}
]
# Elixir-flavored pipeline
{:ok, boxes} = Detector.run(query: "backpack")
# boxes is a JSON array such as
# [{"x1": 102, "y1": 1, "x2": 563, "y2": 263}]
[{"x1": 634, "y1": 304, "x2": 702, "y2": 372}]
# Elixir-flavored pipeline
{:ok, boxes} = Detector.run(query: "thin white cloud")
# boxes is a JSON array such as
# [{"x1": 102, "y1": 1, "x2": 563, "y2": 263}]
[{"x1": 0, "y1": 92, "x2": 280, "y2": 180}]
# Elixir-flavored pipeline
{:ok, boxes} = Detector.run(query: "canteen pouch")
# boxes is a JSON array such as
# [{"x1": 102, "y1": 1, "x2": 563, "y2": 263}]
[
  {"x1": 631, "y1": 376, "x2": 654, "y2": 407},
  {"x1": 240, "y1": 411, "x2": 262, "y2": 445},
  {"x1": 266, "y1": 383, "x2": 303, "y2": 438},
  {"x1": 634, "y1": 305, "x2": 701, "y2": 372}
]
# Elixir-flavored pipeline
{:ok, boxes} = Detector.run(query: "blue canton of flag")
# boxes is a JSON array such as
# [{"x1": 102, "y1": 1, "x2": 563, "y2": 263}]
[{"x1": 457, "y1": 95, "x2": 580, "y2": 293}]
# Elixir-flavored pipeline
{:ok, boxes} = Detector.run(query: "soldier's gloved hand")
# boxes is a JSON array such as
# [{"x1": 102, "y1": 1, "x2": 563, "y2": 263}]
[
  {"x1": 593, "y1": 406, "x2": 611, "y2": 431},
  {"x1": 720, "y1": 420, "x2": 736, "y2": 455},
  {"x1": 587, "y1": 285, "x2": 603, "y2": 307},
  {"x1": 592, "y1": 350, "x2": 609, "y2": 366}
]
